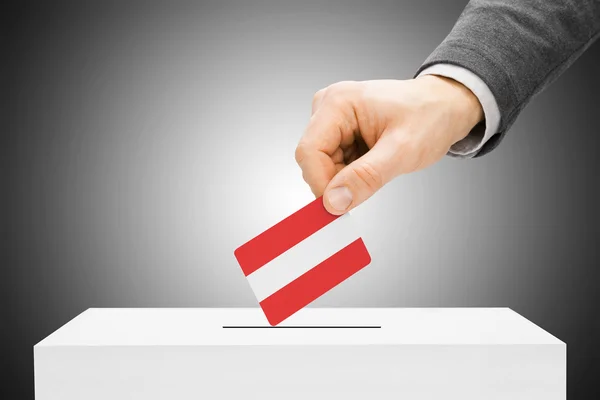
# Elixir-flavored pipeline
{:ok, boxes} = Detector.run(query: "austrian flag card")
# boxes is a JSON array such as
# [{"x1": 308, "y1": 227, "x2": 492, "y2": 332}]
[{"x1": 234, "y1": 197, "x2": 371, "y2": 326}]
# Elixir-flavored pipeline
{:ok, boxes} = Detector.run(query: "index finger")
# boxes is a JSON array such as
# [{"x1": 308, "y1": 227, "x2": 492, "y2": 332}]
[{"x1": 295, "y1": 104, "x2": 352, "y2": 196}]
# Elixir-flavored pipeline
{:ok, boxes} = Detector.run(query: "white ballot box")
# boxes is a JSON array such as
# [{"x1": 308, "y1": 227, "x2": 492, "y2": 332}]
[{"x1": 34, "y1": 308, "x2": 565, "y2": 399}]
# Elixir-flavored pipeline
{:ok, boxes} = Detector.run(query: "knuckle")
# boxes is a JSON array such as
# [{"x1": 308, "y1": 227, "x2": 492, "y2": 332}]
[
  {"x1": 329, "y1": 80, "x2": 355, "y2": 91},
  {"x1": 323, "y1": 81, "x2": 360, "y2": 110},
  {"x1": 352, "y1": 161, "x2": 384, "y2": 192},
  {"x1": 325, "y1": 90, "x2": 348, "y2": 110},
  {"x1": 326, "y1": 82, "x2": 346, "y2": 97},
  {"x1": 301, "y1": 167, "x2": 309, "y2": 183},
  {"x1": 294, "y1": 142, "x2": 308, "y2": 165},
  {"x1": 312, "y1": 88, "x2": 326, "y2": 103}
]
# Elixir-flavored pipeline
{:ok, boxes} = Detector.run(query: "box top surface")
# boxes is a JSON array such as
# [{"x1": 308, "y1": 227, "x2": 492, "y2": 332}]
[{"x1": 36, "y1": 308, "x2": 563, "y2": 347}]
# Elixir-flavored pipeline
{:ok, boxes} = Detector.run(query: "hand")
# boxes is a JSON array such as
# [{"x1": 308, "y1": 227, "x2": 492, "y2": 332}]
[{"x1": 295, "y1": 75, "x2": 484, "y2": 215}]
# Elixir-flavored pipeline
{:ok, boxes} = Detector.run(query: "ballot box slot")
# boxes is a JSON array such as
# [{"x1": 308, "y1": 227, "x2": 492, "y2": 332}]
[{"x1": 222, "y1": 325, "x2": 381, "y2": 329}]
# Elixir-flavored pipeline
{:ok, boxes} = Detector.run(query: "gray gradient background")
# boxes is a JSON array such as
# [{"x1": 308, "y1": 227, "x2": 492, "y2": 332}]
[{"x1": 3, "y1": 0, "x2": 599, "y2": 398}]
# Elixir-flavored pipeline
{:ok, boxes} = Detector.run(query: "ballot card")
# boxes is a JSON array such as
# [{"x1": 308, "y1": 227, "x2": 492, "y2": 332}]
[{"x1": 234, "y1": 197, "x2": 371, "y2": 326}]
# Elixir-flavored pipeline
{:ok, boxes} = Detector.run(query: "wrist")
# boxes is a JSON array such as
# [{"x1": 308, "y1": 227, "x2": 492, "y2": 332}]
[{"x1": 418, "y1": 74, "x2": 484, "y2": 143}]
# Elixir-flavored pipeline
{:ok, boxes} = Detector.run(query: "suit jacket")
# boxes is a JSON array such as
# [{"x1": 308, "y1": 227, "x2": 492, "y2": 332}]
[{"x1": 416, "y1": 0, "x2": 600, "y2": 157}]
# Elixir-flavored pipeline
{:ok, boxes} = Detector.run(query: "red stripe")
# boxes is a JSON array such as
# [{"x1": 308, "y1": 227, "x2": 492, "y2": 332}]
[
  {"x1": 259, "y1": 238, "x2": 371, "y2": 326},
  {"x1": 234, "y1": 196, "x2": 339, "y2": 276}
]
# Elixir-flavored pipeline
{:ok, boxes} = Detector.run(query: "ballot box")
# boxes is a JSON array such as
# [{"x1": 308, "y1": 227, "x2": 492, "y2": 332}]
[{"x1": 34, "y1": 308, "x2": 565, "y2": 399}]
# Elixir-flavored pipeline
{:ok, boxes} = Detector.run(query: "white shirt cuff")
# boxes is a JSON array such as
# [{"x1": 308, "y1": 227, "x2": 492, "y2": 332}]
[{"x1": 418, "y1": 64, "x2": 501, "y2": 157}]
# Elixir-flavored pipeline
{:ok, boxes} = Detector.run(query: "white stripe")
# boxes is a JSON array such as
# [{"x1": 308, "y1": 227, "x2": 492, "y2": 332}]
[{"x1": 246, "y1": 213, "x2": 359, "y2": 302}]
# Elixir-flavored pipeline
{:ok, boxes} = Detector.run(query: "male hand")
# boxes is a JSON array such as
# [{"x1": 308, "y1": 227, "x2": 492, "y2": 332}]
[{"x1": 295, "y1": 76, "x2": 484, "y2": 215}]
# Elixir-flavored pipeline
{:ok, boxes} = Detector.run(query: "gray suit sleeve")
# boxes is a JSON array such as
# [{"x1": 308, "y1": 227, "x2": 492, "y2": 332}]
[{"x1": 416, "y1": 0, "x2": 600, "y2": 157}]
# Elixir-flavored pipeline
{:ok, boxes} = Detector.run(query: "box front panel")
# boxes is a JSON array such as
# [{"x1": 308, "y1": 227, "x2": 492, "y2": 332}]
[{"x1": 34, "y1": 344, "x2": 565, "y2": 400}]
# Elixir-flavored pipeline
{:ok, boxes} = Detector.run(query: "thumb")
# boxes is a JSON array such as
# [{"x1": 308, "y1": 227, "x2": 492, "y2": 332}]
[{"x1": 322, "y1": 135, "x2": 402, "y2": 215}]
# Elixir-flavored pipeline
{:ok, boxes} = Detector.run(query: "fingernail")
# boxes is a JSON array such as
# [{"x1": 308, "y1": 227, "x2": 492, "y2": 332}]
[{"x1": 327, "y1": 186, "x2": 352, "y2": 212}]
